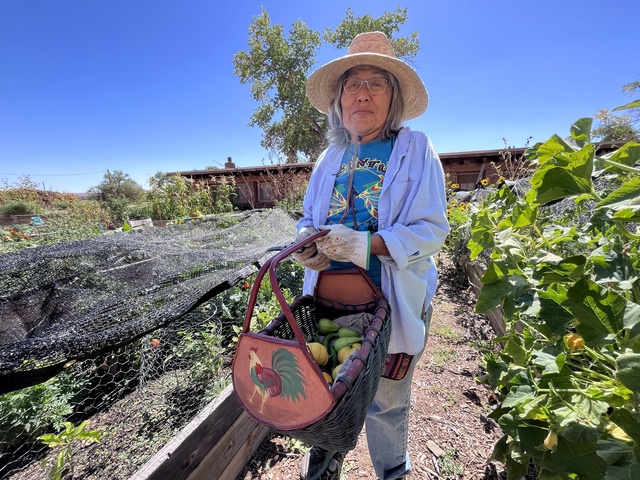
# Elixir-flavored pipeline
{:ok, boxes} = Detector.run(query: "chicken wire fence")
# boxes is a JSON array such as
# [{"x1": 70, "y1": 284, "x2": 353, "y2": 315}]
[{"x1": 0, "y1": 208, "x2": 300, "y2": 480}]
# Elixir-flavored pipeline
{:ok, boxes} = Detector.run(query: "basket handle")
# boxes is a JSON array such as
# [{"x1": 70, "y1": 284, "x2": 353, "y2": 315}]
[{"x1": 242, "y1": 230, "x2": 329, "y2": 344}]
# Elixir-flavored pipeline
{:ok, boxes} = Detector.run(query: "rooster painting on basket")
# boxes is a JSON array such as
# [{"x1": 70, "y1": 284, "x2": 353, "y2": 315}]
[{"x1": 248, "y1": 346, "x2": 307, "y2": 413}]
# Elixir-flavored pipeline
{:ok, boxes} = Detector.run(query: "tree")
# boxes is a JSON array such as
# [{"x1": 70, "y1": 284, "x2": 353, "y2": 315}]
[
  {"x1": 323, "y1": 7, "x2": 418, "y2": 63},
  {"x1": 592, "y1": 79, "x2": 640, "y2": 142},
  {"x1": 234, "y1": 7, "x2": 417, "y2": 163},
  {"x1": 88, "y1": 170, "x2": 145, "y2": 221},
  {"x1": 88, "y1": 170, "x2": 145, "y2": 203},
  {"x1": 234, "y1": 8, "x2": 324, "y2": 164}
]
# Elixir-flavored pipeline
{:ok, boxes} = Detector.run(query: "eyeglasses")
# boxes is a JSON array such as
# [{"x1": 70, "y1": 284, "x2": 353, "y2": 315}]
[{"x1": 342, "y1": 77, "x2": 390, "y2": 95}]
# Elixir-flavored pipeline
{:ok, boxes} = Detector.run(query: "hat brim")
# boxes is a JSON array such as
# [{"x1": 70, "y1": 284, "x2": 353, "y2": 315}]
[{"x1": 306, "y1": 52, "x2": 428, "y2": 121}]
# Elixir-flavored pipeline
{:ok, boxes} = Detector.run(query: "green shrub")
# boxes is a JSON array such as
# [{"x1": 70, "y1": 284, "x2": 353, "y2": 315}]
[
  {"x1": 0, "y1": 200, "x2": 41, "y2": 215},
  {"x1": 126, "y1": 202, "x2": 152, "y2": 220},
  {"x1": 0, "y1": 375, "x2": 82, "y2": 449}
]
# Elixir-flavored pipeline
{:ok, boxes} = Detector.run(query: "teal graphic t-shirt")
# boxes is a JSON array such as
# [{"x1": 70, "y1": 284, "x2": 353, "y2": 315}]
[{"x1": 326, "y1": 138, "x2": 394, "y2": 286}]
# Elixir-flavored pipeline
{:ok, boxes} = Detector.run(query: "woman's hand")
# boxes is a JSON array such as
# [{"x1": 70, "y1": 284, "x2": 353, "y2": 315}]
[
  {"x1": 316, "y1": 224, "x2": 370, "y2": 269},
  {"x1": 292, "y1": 226, "x2": 330, "y2": 271}
]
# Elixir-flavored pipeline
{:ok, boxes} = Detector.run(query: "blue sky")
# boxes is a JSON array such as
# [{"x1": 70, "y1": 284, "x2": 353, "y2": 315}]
[{"x1": 1, "y1": 1, "x2": 637, "y2": 193}]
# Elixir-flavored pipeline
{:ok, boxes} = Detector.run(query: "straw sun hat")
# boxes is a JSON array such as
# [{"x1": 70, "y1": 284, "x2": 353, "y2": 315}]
[{"x1": 306, "y1": 31, "x2": 428, "y2": 121}]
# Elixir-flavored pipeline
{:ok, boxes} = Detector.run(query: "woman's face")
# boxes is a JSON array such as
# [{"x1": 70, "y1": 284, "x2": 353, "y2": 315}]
[{"x1": 340, "y1": 66, "x2": 392, "y2": 143}]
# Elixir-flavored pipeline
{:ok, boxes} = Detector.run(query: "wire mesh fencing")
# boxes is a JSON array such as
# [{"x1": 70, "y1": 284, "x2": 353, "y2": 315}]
[{"x1": 0, "y1": 208, "x2": 302, "y2": 479}]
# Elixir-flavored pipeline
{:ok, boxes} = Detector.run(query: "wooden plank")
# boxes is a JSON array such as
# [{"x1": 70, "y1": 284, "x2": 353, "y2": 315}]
[
  {"x1": 188, "y1": 411, "x2": 270, "y2": 480},
  {"x1": 131, "y1": 384, "x2": 245, "y2": 480},
  {"x1": 128, "y1": 218, "x2": 154, "y2": 229}
]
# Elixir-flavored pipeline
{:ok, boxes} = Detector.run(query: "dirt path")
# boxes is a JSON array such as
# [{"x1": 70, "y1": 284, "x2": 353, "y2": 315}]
[{"x1": 236, "y1": 252, "x2": 508, "y2": 479}]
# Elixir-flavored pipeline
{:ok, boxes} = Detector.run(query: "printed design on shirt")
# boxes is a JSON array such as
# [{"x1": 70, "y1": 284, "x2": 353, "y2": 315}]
[
  {"x1": 327, "y1": 156, "x2": 386, "y2": 228},
  {"x1": 327, "y1": 187, "x2": 348, "y2": 218},
  {"x1": 357, "y1": 174, "x2": 384, "y2": 219}
]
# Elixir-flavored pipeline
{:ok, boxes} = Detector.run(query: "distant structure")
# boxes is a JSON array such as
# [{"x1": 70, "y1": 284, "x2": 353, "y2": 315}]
[{"x1": 178, "y1": 144, "x2": 619, "y2": 210}]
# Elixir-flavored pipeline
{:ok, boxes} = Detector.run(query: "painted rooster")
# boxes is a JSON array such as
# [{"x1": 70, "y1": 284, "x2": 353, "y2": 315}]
[{"x1": 247, "y1": 346, "x2": 307, "y2": 413}]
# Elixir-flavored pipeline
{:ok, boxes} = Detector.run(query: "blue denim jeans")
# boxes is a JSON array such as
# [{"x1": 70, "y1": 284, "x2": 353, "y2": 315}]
[{"x1": 365, "y1": 305, "x2": 432, "y2": 480}]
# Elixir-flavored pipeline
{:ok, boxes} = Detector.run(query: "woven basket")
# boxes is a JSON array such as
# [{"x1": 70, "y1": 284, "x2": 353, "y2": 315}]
[{"x1": 232, "y1": 231, "x2": 391, "y2": 453}]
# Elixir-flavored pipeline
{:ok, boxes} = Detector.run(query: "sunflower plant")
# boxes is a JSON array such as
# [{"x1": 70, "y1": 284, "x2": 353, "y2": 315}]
[{"x1": 470, "y1": 116, "x2": 640, "y2": 478}]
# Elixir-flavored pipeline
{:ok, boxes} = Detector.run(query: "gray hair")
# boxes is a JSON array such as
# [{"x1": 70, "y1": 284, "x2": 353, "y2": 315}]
[{"x1": 326, "y1": 67, "x2": 405, "y2": 147}]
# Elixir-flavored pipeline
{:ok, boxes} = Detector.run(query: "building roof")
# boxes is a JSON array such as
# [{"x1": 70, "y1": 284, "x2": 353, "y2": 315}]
[{"x1": 177, "y1": 142, "x2": 623, "y2": 178}]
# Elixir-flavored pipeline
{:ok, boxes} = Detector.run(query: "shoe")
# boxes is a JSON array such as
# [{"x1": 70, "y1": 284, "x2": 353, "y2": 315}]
[{"x1": 300, "y1": 446, "x2": 344, "y2": 480}]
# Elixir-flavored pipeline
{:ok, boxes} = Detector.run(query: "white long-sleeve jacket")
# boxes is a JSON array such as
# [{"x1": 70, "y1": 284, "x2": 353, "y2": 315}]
[{"x1": 297, "y1": 127, "x2": 450, "y2": 354}]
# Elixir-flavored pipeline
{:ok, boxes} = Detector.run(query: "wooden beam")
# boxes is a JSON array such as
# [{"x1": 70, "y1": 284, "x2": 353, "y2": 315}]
[
  {"x1": 189, "y1": 412, "x2": 270, "y2": 480},
  {"x1": 130, "y1": 384, "x2": 265, "y2": 480}
]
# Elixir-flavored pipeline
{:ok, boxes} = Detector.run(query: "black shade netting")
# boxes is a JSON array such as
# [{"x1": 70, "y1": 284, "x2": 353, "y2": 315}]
[{"x1": 0, "y1": 209, "x2": 297, "y2": 395}]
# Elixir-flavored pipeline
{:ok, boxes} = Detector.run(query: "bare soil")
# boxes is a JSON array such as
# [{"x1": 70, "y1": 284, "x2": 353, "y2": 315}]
[{"x1": 236, "y1": 252, "x2": 510, "y2": 480}]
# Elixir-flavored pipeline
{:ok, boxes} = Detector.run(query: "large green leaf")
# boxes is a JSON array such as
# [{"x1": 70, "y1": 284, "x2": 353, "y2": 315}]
[
  {"x1": 597, "y1": 177, "x2": 640, "y2": 220},
  {"x1": 605, "y1": 142, "x2": 640, "y2": 168},
  {"x1": 598, "y1": 439, "x2": 633, "y2": 470},
  {"x1": 528, "y1": 145, "x2": 595, "y2": 206},
  {"x1": 610, "y1": 408, "x2": 640, "y2": 459},
  {"x1": 534, "y1": 134, "x2": 577, "y2": 165},
  {"x1": 502, "y1": 385, "x2": 536, "y2": 408},
  {"x1": 590, "y1": 242, "x2": 637, "y2": 286},
  {"x1": 481, "y1": 259, "x2": 510, "y2": 284},
  {"x1": 571, "y1": 117, "x2": 593, "y2": 147},
  {"x1": 563, "y1": 278, "x2": 626, "y2": 344},
  {"x1": 538, "y1": 285, "x2": 573, "y2": 335},
  {"x1": 625, "y1": 301, "x2": 640, "y2": 340},
  {"x1": 616, "y1": 353, "x2": 640, "y2": 395},
  {"x1": 476, "y1": 274, "x2": 529, "y2": 313},
  {"x1": 595, "y1": 142, "x2": 640, "y2": 175},
  {"x1": 535, "y1": 255, "x2": 587, "y2": 285},
  {"x1": 532, "y1": 346, "x2": 565, "y2": 375},
  {"x1": 538, "y1": 423, "x2": 607, "y2": 479},
  {"x1": 513, "y1": 201, "x2": 538, "y2": 228}
]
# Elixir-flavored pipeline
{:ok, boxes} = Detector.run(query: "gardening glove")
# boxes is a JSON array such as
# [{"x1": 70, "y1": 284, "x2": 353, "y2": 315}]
[
  {"x1": 316, "y1": 224, "x2": 370, "y2": 270},
  {"x1": 292, "y1": 226, "x2": 330, "y2": 271}
]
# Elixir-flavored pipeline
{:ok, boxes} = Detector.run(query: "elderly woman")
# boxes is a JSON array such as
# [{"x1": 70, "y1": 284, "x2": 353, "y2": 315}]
[{"x1": 294, "y1": 31, "x2": 449, "y2": 480}]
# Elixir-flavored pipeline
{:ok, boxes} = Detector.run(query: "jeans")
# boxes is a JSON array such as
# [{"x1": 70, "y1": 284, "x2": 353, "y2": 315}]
[{"x1": 365, "y1": 304, "x2": 432, "y2": 480}]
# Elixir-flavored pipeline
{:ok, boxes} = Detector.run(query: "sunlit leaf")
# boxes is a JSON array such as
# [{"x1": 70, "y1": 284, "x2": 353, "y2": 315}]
[
  {"x1": 613, "y1": 99, "x2": 640, "y2": 111},
  {"x1": 532, "y1": 346, "x2": 565, "y2": 375},
  {"x1": 570, "y1": 117, "x2": 592, "y2": 147},
  {"x1": 533, "y1": 134, "x2": 577, "y2": 165},
  {"x1": 481, "y1": 259, "x2": 510, "y2": 284},
  {"x1": 528, "y1": 145, "x2": 595, "y2": 206},
  {"x1": 597, "y1": 177, "x2": 640, "y2": 213},
  {"x1": 503, "y1": 385, "x2": 536, "y2": 408},
  {"x1": 513, "y1": 202, "x2": 537, "y2": 228},
  {"x1": 535, "y1": 255, "x2": 587, "y2": 285}
]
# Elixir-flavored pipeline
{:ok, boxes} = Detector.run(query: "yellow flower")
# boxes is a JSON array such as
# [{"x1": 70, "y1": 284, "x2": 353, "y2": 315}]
[
  {"x1": 498, "y1": 176, "x2": 506, "y2": 184},
  {"x1": 565, "y1": 333, "x2": 584, "y2": 352},
  {"x1": 480, "y1": 178, "x2": 490, "y2": 186},
  {"x1": 450, "y1": 183, "x2": 460, "y2": 190}
]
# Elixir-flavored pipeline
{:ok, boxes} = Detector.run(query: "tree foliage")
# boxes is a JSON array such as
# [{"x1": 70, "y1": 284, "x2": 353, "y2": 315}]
[
  {"x1": 234, "y1": 7, "x2": 417, "y2": 163},
  {"x1": 323, "y1": 7, "x2": 418, "y2": 63},
  {"x1": 88, "y1": 170, "x2": 145, "y2": 203},
  {"x1": 88, "y1": 170, "x2": 145, "y2": 221},
  {"x1": 592, "y1": 79, "x2": 640, "y2": 142},
  {"x1": 234, "y1": 8, "x2": 324, "y2": 164}
]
